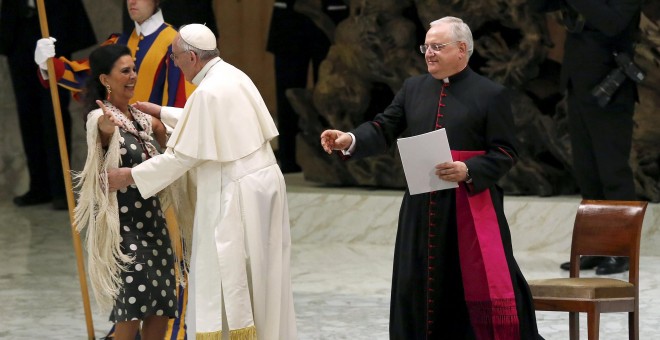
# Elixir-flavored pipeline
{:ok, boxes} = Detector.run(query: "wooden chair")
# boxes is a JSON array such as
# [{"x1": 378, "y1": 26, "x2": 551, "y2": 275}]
[{"x1": 528, "y1": 199, "x2": 648, "y2": 340}]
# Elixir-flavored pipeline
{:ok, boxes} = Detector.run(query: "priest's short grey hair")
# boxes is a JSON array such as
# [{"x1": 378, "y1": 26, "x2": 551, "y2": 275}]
[{"x1": 430, "y1": 16, "x2": 474, "y2": 58}]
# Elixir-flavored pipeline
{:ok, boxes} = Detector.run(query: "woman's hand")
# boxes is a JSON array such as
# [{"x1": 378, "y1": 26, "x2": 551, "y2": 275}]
[{"x1": 96, "y1": 100, "x2": 122, "y2": 146}]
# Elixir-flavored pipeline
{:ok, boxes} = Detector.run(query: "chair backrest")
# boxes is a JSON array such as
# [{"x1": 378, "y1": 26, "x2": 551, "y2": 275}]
[{"x1": 569, "y1": 200, "x2": 647, "y2": 283}]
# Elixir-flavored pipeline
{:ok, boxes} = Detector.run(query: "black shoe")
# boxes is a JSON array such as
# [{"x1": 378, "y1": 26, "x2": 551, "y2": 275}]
[
  {"x1": 13, "y1": 191, "x2": 51, "y2": 207},
  {"x1": 559, "y1": 256, "x2": 607, "y2": 271},
  {"x1": 595, "y1": 257, "x2": 629, "y2": 275}
]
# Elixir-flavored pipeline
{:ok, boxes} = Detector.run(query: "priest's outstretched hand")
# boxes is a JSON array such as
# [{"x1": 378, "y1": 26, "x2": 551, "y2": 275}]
[{"x1": 320, "y1": 129, "x2": 353, "y2": 154}]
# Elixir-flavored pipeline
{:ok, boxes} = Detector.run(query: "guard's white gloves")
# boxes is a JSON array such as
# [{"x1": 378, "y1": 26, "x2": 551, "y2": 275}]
[{"x1": 34, "y1": 37, "x2": 57, "y2": 70}]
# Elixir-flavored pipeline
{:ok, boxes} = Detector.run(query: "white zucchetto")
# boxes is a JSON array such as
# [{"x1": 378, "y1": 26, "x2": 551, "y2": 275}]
[{"x1": 179, "y1": 24, "x2": 217, "y2": 50}]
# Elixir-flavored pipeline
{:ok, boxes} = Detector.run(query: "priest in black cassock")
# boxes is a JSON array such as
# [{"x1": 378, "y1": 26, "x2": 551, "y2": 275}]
[{"x1": 321, "y1": 16, "x2": 543, "y2": 340}]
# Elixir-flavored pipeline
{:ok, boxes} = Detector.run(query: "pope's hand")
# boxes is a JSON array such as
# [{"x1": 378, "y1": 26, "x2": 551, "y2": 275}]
[
  {"x1": 34, "y1": 37, "x2": 57, "y2": 70},
  {"x1": 133, "y1": 101, "x2": 162, "y2": 118},
  {"x1": 320, "y1": 129, "x2": 352, "y2": 154},
  {"x1": 107, "y1": 168, "x2": 133, "y2": 192}
]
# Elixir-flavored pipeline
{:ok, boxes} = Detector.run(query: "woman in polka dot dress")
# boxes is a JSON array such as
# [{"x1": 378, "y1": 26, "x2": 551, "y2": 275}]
[{"x1": 73, "y1": 44, "x2": 178, "y2": 340}]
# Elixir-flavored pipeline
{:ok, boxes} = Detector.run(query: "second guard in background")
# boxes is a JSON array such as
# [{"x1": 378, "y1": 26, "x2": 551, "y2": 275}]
[{"x1": 266, "y1": 0, "x2": 349, "y2": 173}]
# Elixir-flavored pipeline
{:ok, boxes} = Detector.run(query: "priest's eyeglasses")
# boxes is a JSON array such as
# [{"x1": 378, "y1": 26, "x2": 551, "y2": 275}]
[
  {"x1": 170, "y1": 50, "x2": 191, "y2": 62},
  {"x1": 419, "y1": 41, "x2": 459, "y2": 54}
]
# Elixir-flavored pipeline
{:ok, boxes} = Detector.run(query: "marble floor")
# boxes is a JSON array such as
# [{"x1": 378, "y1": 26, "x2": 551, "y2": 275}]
[{"x1": 1, "y1": 173, "x2": 659, "y2": 339}]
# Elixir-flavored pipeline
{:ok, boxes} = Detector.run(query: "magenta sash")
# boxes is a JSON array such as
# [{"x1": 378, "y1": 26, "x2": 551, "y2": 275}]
[{"x1": 452, "y1": 150, "x2": 520, "y2": 340}]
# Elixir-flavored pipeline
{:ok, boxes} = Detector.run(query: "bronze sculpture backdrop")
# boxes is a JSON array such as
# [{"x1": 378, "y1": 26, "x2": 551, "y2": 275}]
[{"x1": 286, "y1": 0, "x2": 660, "y2": 202}]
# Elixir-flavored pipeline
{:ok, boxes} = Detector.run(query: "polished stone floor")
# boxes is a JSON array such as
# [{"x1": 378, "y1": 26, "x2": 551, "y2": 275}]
[{"x1": 2, "y1": 173, "x2": 659, "y2": 339}]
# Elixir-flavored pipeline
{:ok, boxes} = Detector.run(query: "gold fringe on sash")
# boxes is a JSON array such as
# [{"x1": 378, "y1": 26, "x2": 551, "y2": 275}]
[
  {"x1": 229, "y1": 325, "x2": 257, "y2": 340},
  {"x1": 195, "y1": 325, "x2": 257, "y2": 340},
  {"x1": 196, "y1": 330, "x2": 222, "y2": 340}
]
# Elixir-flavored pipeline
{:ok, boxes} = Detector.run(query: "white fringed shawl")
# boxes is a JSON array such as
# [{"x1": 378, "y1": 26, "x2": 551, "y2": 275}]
[{"x1": 73, "y1": 108, "x2": 132, "y2": 311}]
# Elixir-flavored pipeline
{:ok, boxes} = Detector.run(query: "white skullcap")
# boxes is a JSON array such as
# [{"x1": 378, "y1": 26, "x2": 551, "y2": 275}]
[{"x1": 179, "y1": 24, "x2": 217, "y2": 50}]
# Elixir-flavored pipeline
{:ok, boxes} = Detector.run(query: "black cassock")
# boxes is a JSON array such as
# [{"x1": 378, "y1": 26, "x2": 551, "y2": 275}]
[{"x1": 350, "y1": 67, "x2": 541, "y2": 339}]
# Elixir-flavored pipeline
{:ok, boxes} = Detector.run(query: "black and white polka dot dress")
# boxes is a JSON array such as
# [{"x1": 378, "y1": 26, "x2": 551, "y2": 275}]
[{"x1": 111, "y1": 122, "x2": 178, "y2": 322}]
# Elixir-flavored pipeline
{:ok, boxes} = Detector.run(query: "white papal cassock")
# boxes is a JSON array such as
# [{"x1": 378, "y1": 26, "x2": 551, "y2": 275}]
[{"x1": 131, "y1": 57, "x2": 297, "y2": 340}]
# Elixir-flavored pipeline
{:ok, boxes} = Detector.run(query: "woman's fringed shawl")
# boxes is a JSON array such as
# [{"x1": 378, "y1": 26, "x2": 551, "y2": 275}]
[
  {"x1": 73, "y1": 109, "x2": 131, "y2": 311},
  {"x1": 165, "y1": 171, "x2": 196, "y2": 276},
  {"x1": 73, "y1": 105, "x2": 191, "y2": 312}
]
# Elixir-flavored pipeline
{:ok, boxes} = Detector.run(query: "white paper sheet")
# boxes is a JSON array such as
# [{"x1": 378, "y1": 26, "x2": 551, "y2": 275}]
[{"x1": 396, "y1": 128, "x2": 458, "y2": 195}]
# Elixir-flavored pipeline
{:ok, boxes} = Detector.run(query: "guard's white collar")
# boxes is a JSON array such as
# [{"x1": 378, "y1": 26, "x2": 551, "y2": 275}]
[{"x1": 134, "y1": 10, "x2": 165, "y2": 37}]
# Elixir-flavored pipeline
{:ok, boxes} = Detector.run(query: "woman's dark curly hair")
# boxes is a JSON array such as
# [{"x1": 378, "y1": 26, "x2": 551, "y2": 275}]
[{"x1": 81, "y1": 44, "x2": 132, "y2": 121}]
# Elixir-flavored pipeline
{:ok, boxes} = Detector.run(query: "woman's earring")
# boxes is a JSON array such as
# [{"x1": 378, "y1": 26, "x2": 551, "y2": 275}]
[{"x1": 105, "y1": 84, "x2": 112, "y2": 101}]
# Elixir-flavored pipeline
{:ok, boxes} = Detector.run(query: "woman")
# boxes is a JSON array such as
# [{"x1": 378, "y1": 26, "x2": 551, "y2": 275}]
[{"x1": 73, "y1": 44, "x2": 178, "y2": 340}]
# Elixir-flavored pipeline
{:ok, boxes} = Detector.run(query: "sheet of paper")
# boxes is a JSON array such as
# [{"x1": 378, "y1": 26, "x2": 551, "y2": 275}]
[{"x1": 396, "y1": 128, "x2": 458, "y2": 195}]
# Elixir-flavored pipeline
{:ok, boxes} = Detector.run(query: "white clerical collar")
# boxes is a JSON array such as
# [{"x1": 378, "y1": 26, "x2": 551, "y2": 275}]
[
  {"x1": 192, "y1": 57, "x2": 222, "y2": 86},
  {"x1": 134, "y1": 9, "x2": 164, "y2": 37}
]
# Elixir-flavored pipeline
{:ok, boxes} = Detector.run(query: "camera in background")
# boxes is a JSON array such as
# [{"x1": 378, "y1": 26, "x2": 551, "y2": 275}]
[{"x1": 591, "y1": 52, "x2": 645, "y2": 107}]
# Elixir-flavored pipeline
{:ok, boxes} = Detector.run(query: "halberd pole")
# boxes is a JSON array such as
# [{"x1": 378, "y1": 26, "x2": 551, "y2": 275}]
[{"x1": 35, "y1": 0, "x2": 95, "y2": 338}]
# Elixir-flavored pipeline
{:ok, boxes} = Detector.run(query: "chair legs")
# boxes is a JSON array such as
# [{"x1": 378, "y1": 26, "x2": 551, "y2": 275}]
[
  {"x1": 587, "y1": 310, "x2": 600, "y2": 340},
  {"x1": 567, "y1": 305, "x2": 602, "y2": 340},
  {"x1": 629, "y1": 311, "x2": 638, "y2": 340},
  {"x1": 569, "y1": 312, "x2": 579, "y2": 340},
  {"x1": 564, "y1": 309, "x2": 638, "y2": 340},
  {"x1": 568, "y1": 311, "x2": 601, "y2": 340}
]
